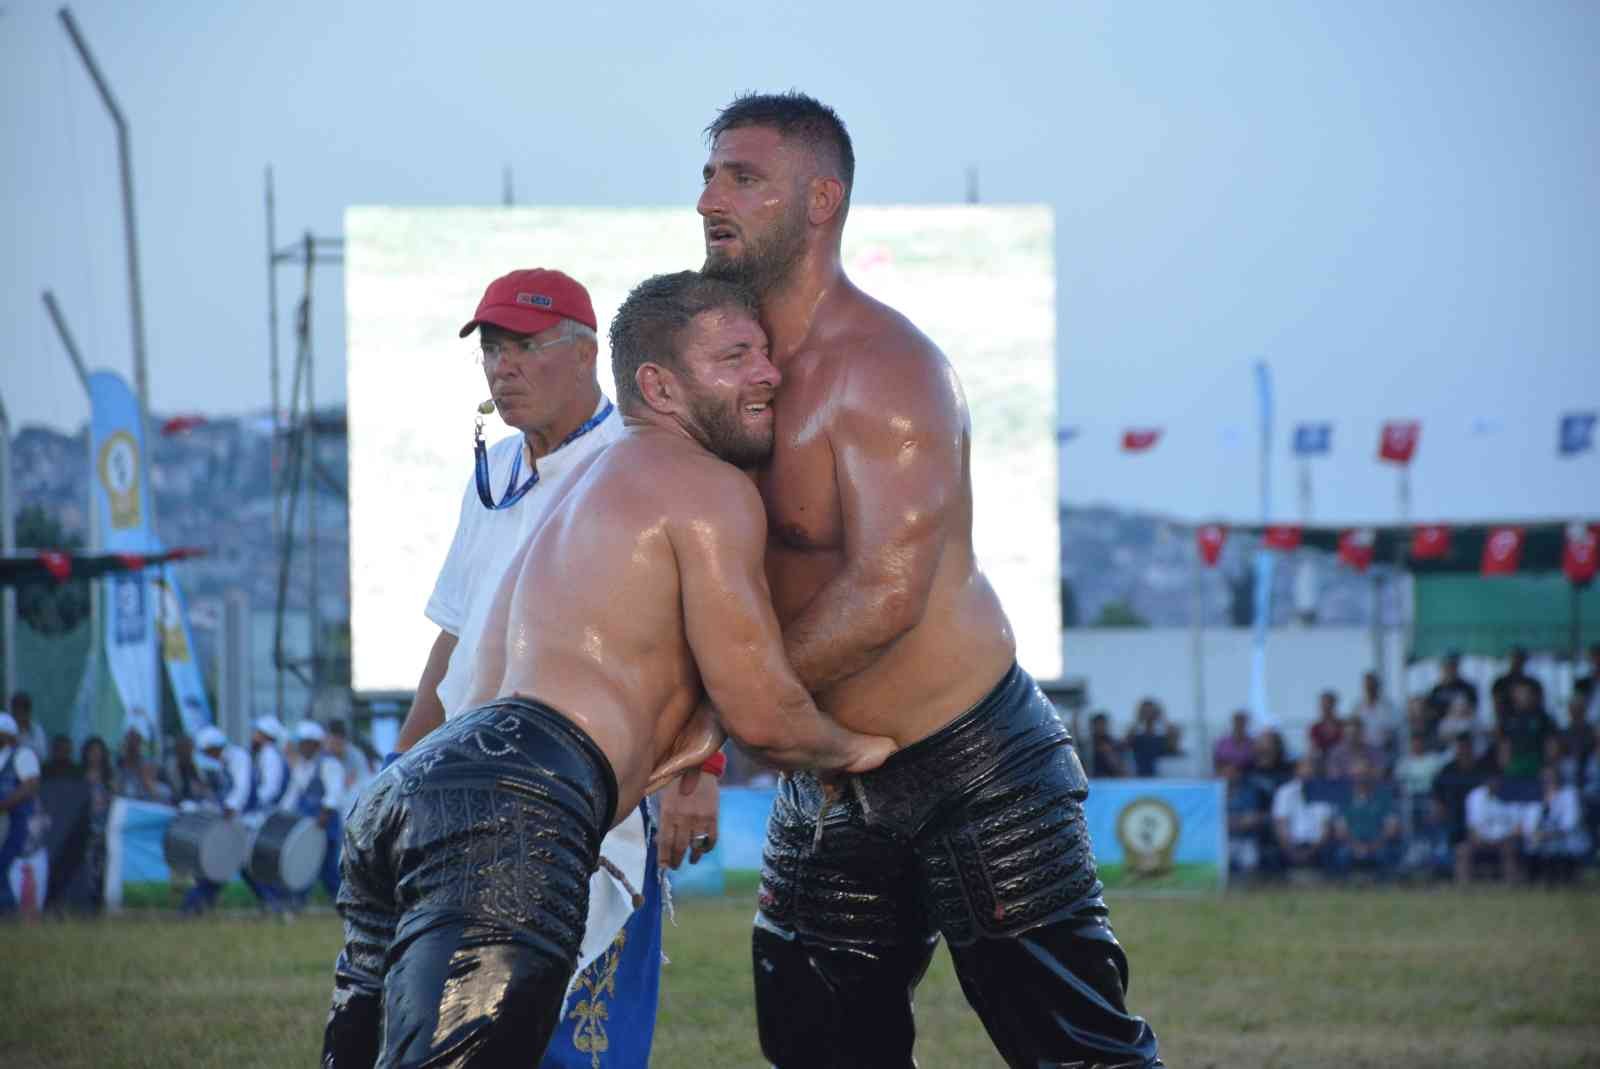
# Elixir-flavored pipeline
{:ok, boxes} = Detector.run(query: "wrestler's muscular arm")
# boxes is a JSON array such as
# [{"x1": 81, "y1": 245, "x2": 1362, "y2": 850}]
[
  {"x1": 783, "y1": 338, "x2": 963, "y2": 690},
  {"x1": 675, "y1": 463, "x2": 892, "y2": 773}
]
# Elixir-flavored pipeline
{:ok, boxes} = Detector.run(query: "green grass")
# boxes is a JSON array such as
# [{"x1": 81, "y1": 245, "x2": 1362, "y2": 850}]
[{"x1": 4, "y1": 888, "x2": 1599, "y2": 1068}]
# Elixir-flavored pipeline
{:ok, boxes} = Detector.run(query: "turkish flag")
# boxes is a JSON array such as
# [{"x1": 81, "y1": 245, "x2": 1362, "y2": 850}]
[
  {"x1": 161, "y1": 415, "x2": 207, "y2": 436},
  {"x1": 39, "y1": 550, "x2": 73, "y2": 583},
  {"x1": 1379, "y1": 421, "x2": 1420, "y2": 464},
  {"x1": 1196, "y1": 524, "x2": 1226, "y2": 566},
  {"x1": 1564, "y1": 523, "x2": 1599, "y2": 585},
  {"x1": 1411, "y1": 524, "x2": 1451, "y2": 560},
  {"x1": 1122, "y1": 428, "x2": 1162, "y2": 452},
  {"x1": 1481, "y1": 526, "x2": 1525, "y2": 575},
  {"x1": 113, "y1": 553, "x2": 147, "y2": 572},
  {"x1": 1338, "y1": 528, "x2": 1376, "y2": 572},
  {"x1": 1262, "y1": 525, "x2": 1303, "y2": 551}
]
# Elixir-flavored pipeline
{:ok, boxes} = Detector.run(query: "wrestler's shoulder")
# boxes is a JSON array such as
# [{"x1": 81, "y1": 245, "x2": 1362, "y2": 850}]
[{"x1": 827, "y1": 295, "x2": 951, "y2": 389}]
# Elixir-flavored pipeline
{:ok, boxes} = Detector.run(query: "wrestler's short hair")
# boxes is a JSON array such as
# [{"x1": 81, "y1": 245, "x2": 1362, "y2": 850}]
[
  {"x1": 707, "y1": 91, "x2": 854, "y2": 208},
  {"x1": 609, "y1": 272, "x2": 759, "y2": 410}
]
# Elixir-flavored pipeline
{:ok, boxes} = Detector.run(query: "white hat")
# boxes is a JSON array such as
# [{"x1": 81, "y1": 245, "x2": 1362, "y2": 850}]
[
  {"x1": 0, "y1": 713, "x2": 16, "y2": 737},
  {"x1": 253, "y1": 716, "x2": 288, "y2": 741},
  {"x1": 195, "y1": 726, "x2": 228, "y2": 751},
  {"x1": 294, "y1": 720, "x2": 326, "y2": 744}
]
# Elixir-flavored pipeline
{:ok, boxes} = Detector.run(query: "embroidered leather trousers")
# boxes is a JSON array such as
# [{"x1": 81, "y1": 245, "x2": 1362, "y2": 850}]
[
  {"x1": 753, "y1": 664, "x2": 1163, "y2": 1069},
  {"x1": 321, "y1": 698, "x2": 616, "y2": 1069}
]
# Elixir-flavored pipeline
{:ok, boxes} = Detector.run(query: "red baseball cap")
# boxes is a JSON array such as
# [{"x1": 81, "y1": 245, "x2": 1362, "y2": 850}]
[{"x1": 458, "y1": 268, "x2": 597, "y2": 338}]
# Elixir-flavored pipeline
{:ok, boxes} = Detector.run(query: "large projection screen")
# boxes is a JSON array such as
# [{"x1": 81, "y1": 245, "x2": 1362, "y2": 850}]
[{"x1": 347, "y1": 205, "x2": 1059, "y2": 695}]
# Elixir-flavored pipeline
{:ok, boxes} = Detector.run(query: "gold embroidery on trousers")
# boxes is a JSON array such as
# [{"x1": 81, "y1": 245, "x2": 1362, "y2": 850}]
[{"x1": 570, "y1": 928, "x2": 627, "y2": 1067}]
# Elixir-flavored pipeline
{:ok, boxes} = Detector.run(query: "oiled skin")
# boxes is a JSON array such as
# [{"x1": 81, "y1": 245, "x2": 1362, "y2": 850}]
[{"x1": 463, "y1": 422, "x2": 876, "y2": 827}]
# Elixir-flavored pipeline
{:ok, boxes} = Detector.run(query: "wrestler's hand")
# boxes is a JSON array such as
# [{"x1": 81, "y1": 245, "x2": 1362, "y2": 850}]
[
  {"x1": 642, "y1": 701, "x2": 728, "y2": 797},
  {"x1": 843, "y1": 734, "x2": 897, "y2": 774},
  {"x1": 657, "y1": 769, "x2": 720, "y2": 870}
]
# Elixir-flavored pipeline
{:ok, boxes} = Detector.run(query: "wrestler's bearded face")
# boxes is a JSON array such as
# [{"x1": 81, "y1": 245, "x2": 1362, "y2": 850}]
[
  {"x1": 699, "y1": 127, "x2": 810, "y2": 296},
  {"x1": 675, "y1": 309, "x2": 779, "y2": 468}
]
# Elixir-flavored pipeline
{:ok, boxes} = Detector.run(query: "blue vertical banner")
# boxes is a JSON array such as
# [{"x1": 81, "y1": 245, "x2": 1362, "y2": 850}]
[
  {"x1": 89, "y1": 372, "x2": 161, "y2": 733},
  {"x1": 153, "y1": 575, "x2": 213, "y2": 735}
]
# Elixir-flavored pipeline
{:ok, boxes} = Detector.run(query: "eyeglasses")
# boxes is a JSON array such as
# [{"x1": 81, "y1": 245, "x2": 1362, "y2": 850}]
[{"x1": 476, "y1": 329, "x2": 576, "y2": 365}]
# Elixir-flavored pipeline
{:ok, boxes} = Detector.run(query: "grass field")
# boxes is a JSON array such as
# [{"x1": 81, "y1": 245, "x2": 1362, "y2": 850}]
[{"x1": 4, "y1": 888, "x2": 1599, "y2": 1068}]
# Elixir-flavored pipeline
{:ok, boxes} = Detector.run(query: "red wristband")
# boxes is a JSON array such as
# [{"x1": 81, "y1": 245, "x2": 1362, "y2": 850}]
[{"x1": 699, "y1": 752, "x2": 727, "y2": 778}]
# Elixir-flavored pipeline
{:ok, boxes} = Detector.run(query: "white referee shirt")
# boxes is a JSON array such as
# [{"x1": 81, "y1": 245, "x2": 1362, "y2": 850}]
[
  {"x1": 281, "y1": 752, "x2": 345, "y2": 816},
  {"x1": 427, "y1": 400, "x2": 623, "y2": 719},
  {"x1": 221, "y1": 744, "x2": 253, "y2": 813}
]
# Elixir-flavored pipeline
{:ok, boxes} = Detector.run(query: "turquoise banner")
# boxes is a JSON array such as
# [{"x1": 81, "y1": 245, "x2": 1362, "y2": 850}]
[{"x1": 673, "y1": 779, "x2": 1224, "y2": 898}]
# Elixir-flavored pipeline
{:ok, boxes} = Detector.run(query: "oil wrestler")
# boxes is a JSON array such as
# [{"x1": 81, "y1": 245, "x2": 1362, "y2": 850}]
[
  {"x1": 320, "y1": 271, "x2": 893, "y2": 1068},
  {"x1": 697, "y1": 92, "x2": 1163, "y2": 1068}
]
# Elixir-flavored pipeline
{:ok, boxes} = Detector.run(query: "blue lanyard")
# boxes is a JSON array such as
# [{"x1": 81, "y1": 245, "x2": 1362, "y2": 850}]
[{"x1": 475, "y1": 400, "x2": 614, "y2": 511}]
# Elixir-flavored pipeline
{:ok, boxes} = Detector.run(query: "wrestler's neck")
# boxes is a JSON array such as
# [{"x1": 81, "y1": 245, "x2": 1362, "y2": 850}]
[
  {"x1": 520, "y1": 381, "x2": 603, "y2": 465},
  {"x1": 759, "y1": 244, "x2": 856, "y2": 360}
]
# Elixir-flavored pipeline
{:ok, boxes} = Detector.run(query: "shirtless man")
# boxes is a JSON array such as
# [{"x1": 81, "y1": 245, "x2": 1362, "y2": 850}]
[
  {"x1": 321, "y1": 271, "x2": 892, "y2": 1067},
  {"x1": 698, "y1": 92, "x2": 1162, "y2": 1068}
]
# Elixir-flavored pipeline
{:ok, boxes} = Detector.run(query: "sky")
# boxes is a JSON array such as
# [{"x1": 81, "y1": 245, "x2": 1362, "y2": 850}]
[{"x1": 3, "y1": 0, "x2": 1596, "y2": 524}]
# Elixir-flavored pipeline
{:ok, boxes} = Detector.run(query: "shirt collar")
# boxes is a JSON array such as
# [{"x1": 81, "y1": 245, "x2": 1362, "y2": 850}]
[{"x1": 523, "y1": 396, "x2": 614, "y2": 473}]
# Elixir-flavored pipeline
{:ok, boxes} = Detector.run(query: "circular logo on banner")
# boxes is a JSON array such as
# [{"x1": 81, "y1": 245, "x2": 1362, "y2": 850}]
[
  {"x1": 97, "y1": 431, "x2": 144, "y2": 530},
  {"x1": 1116, "y1": 796, "x2": 1180, "y2": 877}
]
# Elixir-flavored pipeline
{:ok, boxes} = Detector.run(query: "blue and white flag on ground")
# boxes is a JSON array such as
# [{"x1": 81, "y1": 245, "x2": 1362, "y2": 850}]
[
  {"x1": 1560, "y1": 412, "x2": 1596, "y2": 456},
  {"x1": 1292, "y1": 422, "x2": 1332, "y2": 456}
]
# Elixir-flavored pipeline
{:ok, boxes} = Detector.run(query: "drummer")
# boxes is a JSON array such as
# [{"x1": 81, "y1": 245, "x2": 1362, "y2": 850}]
[
  {"x1": 281, "y1": 721, "x2": 345, "y2": 902},
  {"x1": 180, "y1": 726, "x2": 252, "y2": 915},
  {"x1": 243, "y1": 716, "x2": 290, "y2": 912}
]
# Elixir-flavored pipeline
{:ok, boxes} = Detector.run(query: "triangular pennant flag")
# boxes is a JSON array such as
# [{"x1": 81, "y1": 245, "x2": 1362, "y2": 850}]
[
  {"x1": 1411, "y1": 524, "x2": 1451, "y2": 560},
  {"x1": 1379, "y1": 420, "x2": 1420, "y2": 464},
  {"x1": 1196, "y1": 524, "x2": 1227, "y2": 566},
  {"x1": 39, "y1": 550, "x2": 74, "y2": 583},
  {"x1": 1559, "y1": 412, "x2": 1596, "y2": 457},
  {"x1": 1481, "y1": 526, "x2": 1524, "y2": 575},
  {"x1": 1122, "y1": 428, "x2": 1162, "y2": 452},
  {"x1": 1262, "y1": 525, "x2": 1303, "y2": 551},
  {"x1": 1337, "y1": 528, "x2": 1376, "y2": 572},
  {"x1": 1292, "y1": 423, "x2": 1332, "y2": 456},
  {"x1": 1564, "y1": 522, "x2": 1599, "y2": 585}
]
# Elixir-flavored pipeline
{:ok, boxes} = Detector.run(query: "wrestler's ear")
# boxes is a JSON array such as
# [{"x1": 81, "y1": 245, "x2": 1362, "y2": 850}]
[
  {"x1": 636, "y1": 362, "x2": 677, "y2": 415},
  {"x1": 807, "y1": 174, "x2": 845, "y2": 227}
]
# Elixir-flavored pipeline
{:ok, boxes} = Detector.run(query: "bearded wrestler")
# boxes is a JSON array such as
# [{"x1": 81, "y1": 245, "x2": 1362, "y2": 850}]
[
  {"x1": 698, "y1": 92, "x2": 1163, "y2": 1068},
  {"x1": 320, "y1": 271, "x2": 893, "y2": 1068}
]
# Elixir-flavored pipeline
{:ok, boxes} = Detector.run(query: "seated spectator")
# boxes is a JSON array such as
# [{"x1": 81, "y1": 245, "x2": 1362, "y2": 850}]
[
  {"x1": 1434, "y1": 695, "x2": 1480, "y2": 751},
  {"x1": 114, "y1": 722, "x2": 164, "y2": 802},
  {"x1": 1350, "y1": 671, "x2": 1399, "y2": 757},
  {"x1": 1223, "y1": 761, "x2": 1270, "y2": 875},
  {"x1": 1332, "y1": 760, "x2": 1403, "y2": 878},
  {"x1": 1490, "y1": 646, "x2": 1543, "y2": 721},
  {"x1": 41, "y1": 734, "x2": 80, "y2": 780},
  {"x1": 1249, "y1": 729, "x2": 1294, "y2": 795},
  {"x1": 1394, "y1": 731, "x2": 1451, "y2": 824},
  {"x1": 1459, "y1": 763, "x2": 1526, "y2": 884},
  {"x1": 1086, "y1": 712, "x2": 1127, "y2": 778},
  {"x1": 162, "y1": 734, "x2": 212, "y2": 806},
  {"x1": 1562, "y1": 692, "x2": 1594, "y2": 768},
  {"x1": 1213, "y1": 709, "x2": 1255, "y2": 775},
  {"x1": 1543, "y1": 735, "x2": 1579, "y2": 787},
  {"x1": 1525, "y1": 764, "x2": 1590, "y2": 883},
  {"x1": 1308, "y1": 690, "x2": 1343, "y2": 771},
  {"x1": 1499, "y1": 678, "x2": 1556, "y2": 779},
  {"x1": 1124, "y1": 698, "x2": 1181, "y2": 777},
  {"x1": 1403, "y1": 696, "x2": 1438, "y2": 753},
  {"x1": 1431, "y1": 734, "x2": 1491, "y2": 856},
  {"x1": 1425, "y1": 650, "x2": 1478, "y2": 723},
  {"x1": 1272, "y1": 757, "x2": 1334, "y2": 875},
  {"x1": 1325, "y1": 715, "x2": 1385, "y2": 781}
]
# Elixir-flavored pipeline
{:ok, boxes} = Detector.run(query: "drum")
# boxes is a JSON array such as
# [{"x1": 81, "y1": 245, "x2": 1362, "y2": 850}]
[
  {"x1": 164, "y1": 811, "x2": 250, "y2": 883},
  {"x1": 247, "y1": 812, "x2": 326, "y2": 892}
]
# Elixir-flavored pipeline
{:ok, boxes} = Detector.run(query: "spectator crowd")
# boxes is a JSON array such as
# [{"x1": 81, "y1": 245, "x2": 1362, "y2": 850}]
[
  {"x1": 1082, "y1": 643, "x2": 1600, "y2": 886},
  {"x1": 0, "y1": 690, "x2": 382, "y2": 918}
]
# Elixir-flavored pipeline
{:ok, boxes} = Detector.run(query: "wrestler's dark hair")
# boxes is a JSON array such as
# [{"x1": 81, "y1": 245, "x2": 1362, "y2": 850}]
[
  {"x1": 609, "y1": 272, "x2": 760, "y2": 412},
  {"x1": 707, "y1": 91, "x2": 854, "y2": 215}
]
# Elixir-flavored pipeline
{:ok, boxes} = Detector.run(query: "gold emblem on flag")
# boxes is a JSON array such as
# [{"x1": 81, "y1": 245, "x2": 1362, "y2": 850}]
[
  {"x1": 98, "y1": 431, "x2": 143, "y2": 530},
  {"x1": 1116, "y1": 796, "x2": 1180, "y2": 877}
]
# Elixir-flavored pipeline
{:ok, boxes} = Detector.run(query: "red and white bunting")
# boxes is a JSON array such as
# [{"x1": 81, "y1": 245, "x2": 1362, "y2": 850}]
[
  {"x1": 1411, "y1": 524, "x2": 1451, "y2": 561},
  {"x1": 1262, "y1": 525, "x2": 1303, "y2": 551},
  {"x1": 1121, "y1": 428, "x2": 1162, "y2": 452},
  {"x1": 1564, "y1": 522, "x2": 1599, "y2": 586},
  {"x1": 1337, "y1": 528, "x2": 1376, "y2": 572},
  {"x1": 1379, "y1": 420, "x2": 1421, "y2": 464},
  {"x1": 39, "y1": 550, "x2": 73, "y2": 583},
  {"x1": 1481, "y1": 526, "x2": 1525, "y2": 575},
  {"x1": 1196, "y1": 524, "x2": 1227, "y2": 567}
]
